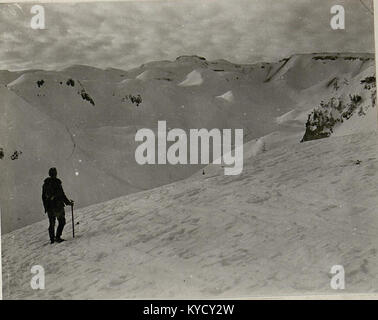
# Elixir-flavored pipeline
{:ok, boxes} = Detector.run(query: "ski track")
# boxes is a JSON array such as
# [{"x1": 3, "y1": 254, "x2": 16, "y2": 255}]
[{"x1": 2, "y1": 131, "x2": 378, "y2": 299}]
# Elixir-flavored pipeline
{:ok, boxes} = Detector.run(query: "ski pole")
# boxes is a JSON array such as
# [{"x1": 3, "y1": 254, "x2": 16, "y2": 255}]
[{"x1": 71, "y1": 204, "x2": 75, "y2": 238}]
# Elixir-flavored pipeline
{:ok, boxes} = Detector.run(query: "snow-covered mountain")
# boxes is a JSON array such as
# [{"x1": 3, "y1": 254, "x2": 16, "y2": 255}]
[
  {"x1": 2, "y1": 52, "x2": 377, "y2": 298},
  {"x1": 0, "y1": 53, "x2": 376, "y2": 233},
  {"x1": 3, "y1": 130, "x2": 378, "y2": 299}
]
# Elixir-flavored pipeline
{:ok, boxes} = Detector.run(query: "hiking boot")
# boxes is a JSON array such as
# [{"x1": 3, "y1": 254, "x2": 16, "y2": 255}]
[
  {"x1": 50, "y1": 239, "x2": 55, "y2": 244},
  {"x1": 55, "y1": 237, "x2": 65, "y2": 243}
]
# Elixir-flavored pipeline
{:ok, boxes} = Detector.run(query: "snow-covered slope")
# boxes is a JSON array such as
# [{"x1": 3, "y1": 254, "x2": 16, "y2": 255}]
[
  {"x1": 178, "y1": 70, "x2": 203, "y2": 86},
  {"x1": 0, "y1": 87, "x2": 141, "y2": 233},
  {"x1": 0, "y1": 53, "x2": 375, "y2": 233},
  {"x1": 2, "y1": 130, "x2": 378, "y2": 299}
]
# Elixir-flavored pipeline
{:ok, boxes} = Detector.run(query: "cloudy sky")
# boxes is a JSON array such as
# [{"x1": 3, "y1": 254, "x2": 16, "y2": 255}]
[{"x1": 0, "y1": 0, "x2": 374, "y2": 71}]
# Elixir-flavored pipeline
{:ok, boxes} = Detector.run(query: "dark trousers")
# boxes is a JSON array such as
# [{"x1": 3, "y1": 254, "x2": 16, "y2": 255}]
[{"x1": 47, "y1": 208, "x2": 66, "y2": 241}]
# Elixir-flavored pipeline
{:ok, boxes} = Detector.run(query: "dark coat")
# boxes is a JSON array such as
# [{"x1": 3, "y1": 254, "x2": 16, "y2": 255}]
[{"x1": 42, "y1": 177, "x2": 71, "y2": 213}]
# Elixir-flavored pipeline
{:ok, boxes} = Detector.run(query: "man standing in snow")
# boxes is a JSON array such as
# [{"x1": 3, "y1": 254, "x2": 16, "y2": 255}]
[{"x1": 42, "y1": 168, "x2": 74, "y2": 244}]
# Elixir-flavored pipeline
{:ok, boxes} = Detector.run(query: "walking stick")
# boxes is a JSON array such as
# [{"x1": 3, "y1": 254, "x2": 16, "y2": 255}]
[{"x1": 71, "y1": 204, "x2": 75, "y2": 238}]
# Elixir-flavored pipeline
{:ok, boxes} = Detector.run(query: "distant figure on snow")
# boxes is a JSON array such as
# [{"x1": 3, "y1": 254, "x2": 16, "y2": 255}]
[{"x1": 42, "y1": 168, "x2": 74, "y2": 244}]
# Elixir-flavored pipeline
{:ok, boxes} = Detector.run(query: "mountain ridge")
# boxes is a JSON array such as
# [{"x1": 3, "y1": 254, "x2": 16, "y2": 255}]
[{"x1": 0, "y1": 52, "x2": 376, "y2": 233}]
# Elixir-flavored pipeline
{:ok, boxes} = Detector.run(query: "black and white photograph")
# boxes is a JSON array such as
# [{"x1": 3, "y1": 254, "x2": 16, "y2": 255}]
[{"x1": 0, "y1": 0, "x2": 377, "y2": 300}]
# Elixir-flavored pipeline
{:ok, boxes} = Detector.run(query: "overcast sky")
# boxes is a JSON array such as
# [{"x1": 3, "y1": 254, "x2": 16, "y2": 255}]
[{"x1": 0, "y1": 0, "x2": 374, "y2": 71}]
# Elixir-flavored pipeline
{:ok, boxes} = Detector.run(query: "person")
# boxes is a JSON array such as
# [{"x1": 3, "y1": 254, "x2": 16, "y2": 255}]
[{"x1": 42, "y1": 168, "x2": 74, "y2": 244}]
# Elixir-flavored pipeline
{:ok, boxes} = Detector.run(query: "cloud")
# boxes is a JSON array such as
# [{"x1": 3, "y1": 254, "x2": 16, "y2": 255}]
[{"x1": 0, "y1": 0, "x2": 374, "y2": 71}]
